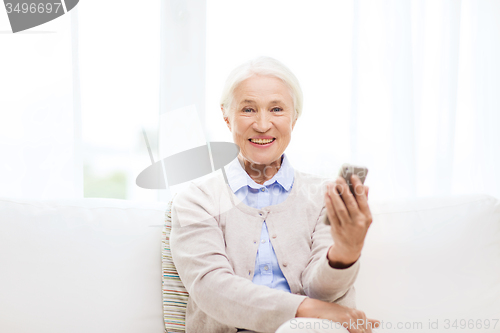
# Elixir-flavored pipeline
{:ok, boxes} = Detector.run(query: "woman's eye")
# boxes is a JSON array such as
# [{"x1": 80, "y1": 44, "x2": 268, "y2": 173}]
[
  {"x1": 243, "y1": 108, "x2": 254, "y2": 113},
  {"x1": 272, "y1": 107, "x2": 283, "y2": 112}
]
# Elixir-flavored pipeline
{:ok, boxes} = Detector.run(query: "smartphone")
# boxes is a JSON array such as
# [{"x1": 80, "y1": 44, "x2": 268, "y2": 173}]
[{"x1": 323, "y1": 163, "x2": 369, "y2": 225}]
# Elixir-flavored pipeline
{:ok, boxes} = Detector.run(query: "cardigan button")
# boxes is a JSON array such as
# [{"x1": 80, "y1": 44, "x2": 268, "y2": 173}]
[
  {"x1": 272, "y1": 234, "x2": 277, "y2": 239},
  {"x1": 283, "y1": 262, "x2": 288, "y2": 267}
]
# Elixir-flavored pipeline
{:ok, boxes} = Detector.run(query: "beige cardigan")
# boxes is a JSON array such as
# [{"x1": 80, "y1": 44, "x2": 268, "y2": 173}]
[{"x1": 170, "y1": 168, "x2": 360, "y2": 333}]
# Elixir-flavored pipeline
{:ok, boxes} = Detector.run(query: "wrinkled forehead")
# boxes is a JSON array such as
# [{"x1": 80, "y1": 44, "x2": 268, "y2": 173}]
[{"x1": 232, "y1": 74, "x2": 294, "y2": 105}]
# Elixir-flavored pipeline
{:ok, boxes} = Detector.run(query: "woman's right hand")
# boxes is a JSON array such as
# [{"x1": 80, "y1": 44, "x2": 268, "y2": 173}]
[{"x1": 295, "y1": 298, "x2": 380, "y2": 333}]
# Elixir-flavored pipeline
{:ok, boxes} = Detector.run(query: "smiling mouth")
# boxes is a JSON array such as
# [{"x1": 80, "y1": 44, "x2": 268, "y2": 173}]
[{"x1": 249, "y1": 138, "x2": 276, "y2": 145}]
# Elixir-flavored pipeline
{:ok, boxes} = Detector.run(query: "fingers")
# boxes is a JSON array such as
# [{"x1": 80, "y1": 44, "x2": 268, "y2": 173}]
[
  {"x1": 350, "y1": 174, "x2": 366, "y2": 199},
  {"x1": 335, "y1": 176, "x2": 361, "y2": 219},
  {"x1": 351, "y1": 311, "x2": 375, "y2": 333},
  {"x1": 324, "y1": 187, "x2": 341, "y2": 227},
  {"x1": 358, "y1": 317, "x2": 380, "y2": 333},
  {"x1": 368, "y1": 318, "x2": 381, "y2": 330},
  {"x1": 360, "y1": 311, "x2": 370, "y2": 333},
  {"x1": 350, "y1": 175, "x2": 370, "y2": 216},
  {"x1": 327, "y1": 179, "x2": 353, "y2": 225},
  {"x1": 364, "y1": 313, "x2": 376, "y2": 333}
]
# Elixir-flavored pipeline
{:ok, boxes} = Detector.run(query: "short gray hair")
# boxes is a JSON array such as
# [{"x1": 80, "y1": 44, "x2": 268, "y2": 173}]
[{"x1": 220, "y1": 56, "x2": 303, "y2": 121}]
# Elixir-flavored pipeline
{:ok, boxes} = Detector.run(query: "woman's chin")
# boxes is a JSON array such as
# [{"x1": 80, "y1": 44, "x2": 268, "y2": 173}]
[
  {"x1": 244, "y1": 152, "x2": 280, "y2": 166},
  {"x1": 241, "y1": 140, "x2": 284, "y2": 165}
]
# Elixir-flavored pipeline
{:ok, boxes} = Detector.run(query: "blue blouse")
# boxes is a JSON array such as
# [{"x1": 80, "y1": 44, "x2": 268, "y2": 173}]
[{"x1": 224, "y1": 153, "x2": 294, "y2": 293}]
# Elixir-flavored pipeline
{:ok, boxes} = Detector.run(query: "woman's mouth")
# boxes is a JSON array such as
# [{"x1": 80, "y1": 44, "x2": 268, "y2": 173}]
[{"x1": 248, "y1": 138, "x2": 276, "y2": 146}]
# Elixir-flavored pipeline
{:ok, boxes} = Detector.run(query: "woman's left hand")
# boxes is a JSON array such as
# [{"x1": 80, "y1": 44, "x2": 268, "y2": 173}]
[{"x1": 324, "y1": 175, "x2": 372, "y2": 268}]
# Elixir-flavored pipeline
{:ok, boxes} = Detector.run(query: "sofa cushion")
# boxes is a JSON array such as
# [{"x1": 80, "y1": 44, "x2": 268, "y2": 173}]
[
  {"x1": 355, "y1": 194, "x2": 500, "y2": 332},
  {"x1": 0, "y1": 197, "x2": 168, "y2": 333}
]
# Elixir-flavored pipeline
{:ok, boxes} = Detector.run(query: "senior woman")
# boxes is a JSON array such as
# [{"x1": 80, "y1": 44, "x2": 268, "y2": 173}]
[{"x1": 170, "y1": 56, "x2": 379, "y2": 333}]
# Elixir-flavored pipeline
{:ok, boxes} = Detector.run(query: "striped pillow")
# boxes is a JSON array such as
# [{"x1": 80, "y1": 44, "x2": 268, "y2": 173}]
[{"x1": 162, "y1": 199, "x2": 188, "y2": 332}]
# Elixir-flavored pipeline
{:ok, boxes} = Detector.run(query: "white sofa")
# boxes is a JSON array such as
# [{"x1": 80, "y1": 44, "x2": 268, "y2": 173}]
[{"x1": 1, "y1": 193, "x2": 499, "y2": 333}]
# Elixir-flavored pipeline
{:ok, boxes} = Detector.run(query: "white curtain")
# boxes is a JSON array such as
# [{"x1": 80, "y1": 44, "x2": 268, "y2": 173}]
[
  {"x1": 206, "y1": 0, "x2": 500, "y2": 201},
  {"x1": 0, "y1": 9, "x2": 81, "y2": 200},
  {"x1": 2, "y1": 0, "x2": 499, "y2": 202},
  {"x1": 159, "y1": 0, "x2": 207, "y2": 202},
  {"x1": 77, "y1": 0, "x2": 160, "y2": 202},
  {"x1": 0, "y1": 0, "x2": 161, "y2": 202}
]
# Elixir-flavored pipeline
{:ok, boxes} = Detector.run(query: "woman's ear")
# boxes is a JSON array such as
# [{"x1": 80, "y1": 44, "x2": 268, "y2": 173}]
[
  {"x1": 221, "y1": 107, "x2": 231, "y2": 131},
  {"x1": 291, "y1": 114, "x2": 298, "y2": 130}
]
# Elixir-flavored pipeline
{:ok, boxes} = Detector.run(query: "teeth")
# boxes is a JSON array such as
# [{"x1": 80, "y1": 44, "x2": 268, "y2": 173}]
[{"x1": 250, "y1": 138, "x2": 274, "y2": 144}]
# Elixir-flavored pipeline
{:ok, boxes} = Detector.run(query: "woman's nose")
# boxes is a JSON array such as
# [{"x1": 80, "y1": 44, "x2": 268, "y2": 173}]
[{"x1": 253, "y1": 112, "x2": 272, "y2": 132}]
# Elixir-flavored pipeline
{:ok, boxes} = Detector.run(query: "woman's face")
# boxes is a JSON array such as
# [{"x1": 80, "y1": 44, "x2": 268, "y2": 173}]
[{"x1": 223, "y1": 74, "x2": 297, "y2": 166}]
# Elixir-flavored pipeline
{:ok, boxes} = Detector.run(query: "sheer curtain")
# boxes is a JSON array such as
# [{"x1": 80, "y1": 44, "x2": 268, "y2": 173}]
[
  {"x1": 2, "y1": 0, "x2": 499, "y2": 202},
  {"x1": 351, "y1": 0, "x2": 500, "y2": 200},
  {"x1": 206, "y1": 0, "x2": 500, "y2": 201},
  {"x1": 0, "y1": 8, "x2": 81, "y2": 200},
  {"x1": 0, "y1": 0, "x2": 161, "y2": 202},
  {"x1": 77, "y1": 0, "x2": 160, "y2": 202}
]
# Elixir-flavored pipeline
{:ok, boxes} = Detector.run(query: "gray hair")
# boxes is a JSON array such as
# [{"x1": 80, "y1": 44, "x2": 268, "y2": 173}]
[{"x1": 220, "y1": 56, "x2": 303, "y2": 121}]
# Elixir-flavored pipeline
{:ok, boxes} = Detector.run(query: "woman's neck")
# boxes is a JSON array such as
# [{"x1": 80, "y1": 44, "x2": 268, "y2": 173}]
[{"x1": 238, "y1": 154, "x2": 282, "y2": 185}]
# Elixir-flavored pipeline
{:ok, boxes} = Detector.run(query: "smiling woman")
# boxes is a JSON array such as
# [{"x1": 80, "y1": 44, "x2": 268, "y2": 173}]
[
  {"x1": 170, "y1": 56, "x2": 377, "y2": 333},
  {"x1": 222, "y1": 73, "x2": 297, "y2": 184},
  {"x1": 217, "y1": 57, "x2": 302, "y2": 185}
]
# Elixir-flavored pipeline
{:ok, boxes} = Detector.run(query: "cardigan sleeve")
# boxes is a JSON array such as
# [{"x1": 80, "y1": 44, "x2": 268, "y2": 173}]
[
  {"x1": 170, "y1": 182, "x2": 308, "y2": 333},
  {"x1": 300, "y1": 204, "x2": 360, "y2": 305}
]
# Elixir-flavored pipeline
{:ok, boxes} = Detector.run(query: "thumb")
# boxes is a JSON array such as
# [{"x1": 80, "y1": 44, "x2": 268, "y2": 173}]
[{"x1": 367, "y1": 318, "x2": 380, "y2": 329}]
